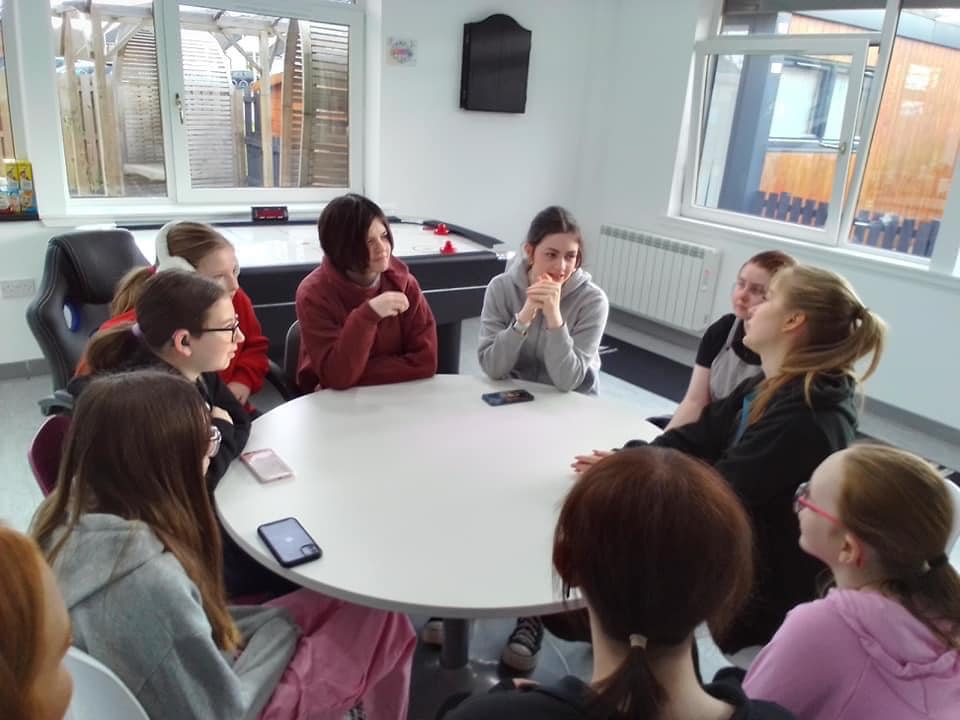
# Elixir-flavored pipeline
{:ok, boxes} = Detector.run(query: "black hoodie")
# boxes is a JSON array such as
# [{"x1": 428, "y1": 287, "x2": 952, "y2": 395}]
[{"x1": 630, "y1": 373, "x2": 859, "y2": 653}]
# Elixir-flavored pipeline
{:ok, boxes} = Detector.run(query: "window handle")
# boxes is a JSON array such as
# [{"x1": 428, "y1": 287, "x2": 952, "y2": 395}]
[
  {"x1": 838, "y1": 140, "x2": 848, "y2": 155},
  {"x1": 175, "y1": 93, "x2": 184, "y2": 124}
]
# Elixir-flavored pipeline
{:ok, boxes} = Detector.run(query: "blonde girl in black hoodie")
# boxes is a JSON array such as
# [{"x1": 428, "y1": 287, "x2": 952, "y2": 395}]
[{"x1": 574, "y1": 264, "x2": 886, "y2": 654}]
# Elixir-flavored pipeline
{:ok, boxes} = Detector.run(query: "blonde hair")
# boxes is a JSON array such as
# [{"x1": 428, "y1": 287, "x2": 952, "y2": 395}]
[
  {"x1": 748, "y1": 265, "x2": 886, "y2": 424},
  {"x1": 838, "y1": 444, "x2": 960, "y2": 649}
]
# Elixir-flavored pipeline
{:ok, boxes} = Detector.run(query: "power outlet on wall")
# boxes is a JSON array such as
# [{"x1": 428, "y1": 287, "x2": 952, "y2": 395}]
[{"x1": 0, "y1": 278, "x2": 37, "y2": 299}]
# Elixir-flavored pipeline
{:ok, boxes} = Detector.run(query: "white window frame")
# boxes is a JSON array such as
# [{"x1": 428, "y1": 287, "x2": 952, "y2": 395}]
[
  {"x1": 11, "y1": 0, "x2": 363, "y2": 221},
  {"x1": 681, "y1": 34, "x2": 871, "y2": 246}
]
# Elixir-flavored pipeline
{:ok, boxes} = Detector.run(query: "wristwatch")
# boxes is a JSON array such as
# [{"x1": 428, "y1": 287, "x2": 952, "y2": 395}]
[{"x1": 511, "y1": 313, "x2": 531, "y2": 336}]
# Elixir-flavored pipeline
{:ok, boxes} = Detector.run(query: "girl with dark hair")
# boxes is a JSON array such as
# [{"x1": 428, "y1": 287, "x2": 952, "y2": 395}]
[
  {"x1": 444, "y1": 448, "x2": 793, "y2": 720},
  {"x1": 80, "y1": 220, "x2": 270, "y2": 410},
  {"x1": 478, "y1": 206, "x2": 609, "y2": 395},
  {"x1": 666, "y1": 250, "x2": 796, "y2": 430},
  {"x1": 32, "y1": 371, "x2": 415, "y2": 720},
  {"x1": 295, "y1": 193, "x2": 438, "y2": 391},
  {"x1": 744, "y1": 444, "x2": 960, "y2": 719},
  {"x1": 0, "y1": 525, "x2": 73, "y2": 720},
  {"x1": 575, "y1": 264, "x2": 887, "y2": 654}
]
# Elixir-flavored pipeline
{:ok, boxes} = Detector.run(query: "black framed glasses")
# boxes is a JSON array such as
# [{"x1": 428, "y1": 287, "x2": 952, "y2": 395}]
[{"x1": 200, "y1": 318, "x2": 241, "y2": 342}]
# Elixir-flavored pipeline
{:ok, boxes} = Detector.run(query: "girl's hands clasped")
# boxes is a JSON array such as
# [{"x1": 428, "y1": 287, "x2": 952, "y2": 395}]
[
  {"x1": 526, "y1": 274, "x2": 563, "y2": 329},
  {"x1": 368, "y1": 291, "x2": 410, "y2": 319}
]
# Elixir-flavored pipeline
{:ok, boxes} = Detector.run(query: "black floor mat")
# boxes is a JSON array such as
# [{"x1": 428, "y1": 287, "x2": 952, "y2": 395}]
[{"x1": 599, "y1": 334, "x2": 691, "y2": 403}]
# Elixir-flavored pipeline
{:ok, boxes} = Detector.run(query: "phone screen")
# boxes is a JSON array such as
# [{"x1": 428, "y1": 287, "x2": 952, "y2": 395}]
[
  {"x1": 481, "y1": 389, "x2": 535, "y2": 406},
  {"x1": 257, "y1": 518, "x2": 322, "y2": 568}
]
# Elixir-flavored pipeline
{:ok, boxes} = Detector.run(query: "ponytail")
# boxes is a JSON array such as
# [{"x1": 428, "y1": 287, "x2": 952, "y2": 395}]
[
  {"x1": 110, "y1": 266, "x2": 154, "y2": 316},
  {"x1": 590, "y1": 636, "x2": 667, "y2": 720},
  {"x1": 747, "y1": 266, "x2": 886, "y2": 425},
  {"x1": 84, "y1": 323, "x2": 151, "y2": 373}
]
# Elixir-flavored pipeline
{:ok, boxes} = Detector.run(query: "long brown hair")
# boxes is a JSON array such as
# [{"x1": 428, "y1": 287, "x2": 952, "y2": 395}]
[
  {"x1": 748, "y1": 264, "x2": 886, "y2": 424},
  {"x1": 31, "y1": 370, "x2": 242, "y2": 651},
  {"x1": 85, "y1": 270, "x2": 227, "y2": 373},
  {"x1": 111, "y1": 222, "x2": 231, "y2": 315},
  {"x1": 838, "y1": 444, "x2": 960, "y2": 649},
  {"x1": 526, "y1": 205, "x2": 583, "y2": 268},
  {"x1": 553, "y1": 447, "x2": 754, "y2": 719},
  {"x1": 317, "y1": 193, "x2": 394, "y2": 274},
  {"x1": 0, "y1": 526, "x2": 49, "y2": 720}
]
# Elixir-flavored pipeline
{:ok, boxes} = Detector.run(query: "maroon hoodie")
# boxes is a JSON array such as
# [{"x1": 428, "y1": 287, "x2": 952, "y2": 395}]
[{"x1": 295, "y1": 256, "x2": 438, "y2": 391}]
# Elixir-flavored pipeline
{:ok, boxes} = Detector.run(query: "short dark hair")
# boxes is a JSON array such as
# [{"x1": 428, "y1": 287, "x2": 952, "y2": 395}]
[
  {"x1": 526, "y1": 206, "x2": 583, "y2": 268},
  {"x1": 553, "y1": 446, "x2": 754, "y2": 719},
  {"x1": 317, "y1": 193, "x2": 394, "y2": 274}
]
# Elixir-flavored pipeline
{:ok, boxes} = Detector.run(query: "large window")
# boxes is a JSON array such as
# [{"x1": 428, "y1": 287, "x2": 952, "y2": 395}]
[
  {"x1": 682, "y1": 1, "x2": 960, "y2": 262},
  {"x1": 35, "y1": 0, "x2": 361, "y2": 209}
]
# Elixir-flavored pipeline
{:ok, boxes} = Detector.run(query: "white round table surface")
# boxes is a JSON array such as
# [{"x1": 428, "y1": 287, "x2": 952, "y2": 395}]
[{"x1": 215, "y1": 374, "x2": 660, "y2": 617}]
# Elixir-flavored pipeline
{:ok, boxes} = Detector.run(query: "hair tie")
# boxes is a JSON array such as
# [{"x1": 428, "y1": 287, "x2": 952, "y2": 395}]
[
  {"x1": 926, "y1": 553, "x2": 949, "y2": 572},
  {"x1": 628, "y1": 633, "x2": 647, "y2": 649},
  {"x1": 155, "y1": 220, "x2": 198, "y2": 274},
  {"x1": 130, "y1": 323, "x2": 144, "y2": 340}
]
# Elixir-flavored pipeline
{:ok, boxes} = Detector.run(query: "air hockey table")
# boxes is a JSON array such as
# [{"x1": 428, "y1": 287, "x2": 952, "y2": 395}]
[{"x1": 130, "y1": 218, "x2": 508, "y2": 374}]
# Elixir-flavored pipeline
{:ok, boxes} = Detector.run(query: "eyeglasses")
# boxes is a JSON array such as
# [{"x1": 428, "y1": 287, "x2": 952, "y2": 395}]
[
  {"x1": 733, "y1": 278, "x2": 767, "y2": 299},
  {"x1": 200, "y1": 318, "x2": 242, "y2": 342},
  {"x1": 793, "y1": 482, "x2": 842, "y2": 525},
  {"x1": 208, "y1": 425, "x2": 222, "y2": 458}
]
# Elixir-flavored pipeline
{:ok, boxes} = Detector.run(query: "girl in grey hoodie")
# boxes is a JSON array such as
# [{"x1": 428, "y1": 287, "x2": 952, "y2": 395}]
[
  {"x1": 32, "y1": 371, "x2": 414, "y2": 720},
  {"x1": 478, "y1": 206, "x2": 609, "y2": 395}
]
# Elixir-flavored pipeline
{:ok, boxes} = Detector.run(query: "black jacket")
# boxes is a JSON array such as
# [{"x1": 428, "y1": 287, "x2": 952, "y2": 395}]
[
  {"x1": 444, "y1": 676, "x2": 795, "y2": 720},
  {"x1": 633, "y1": 373, "x2": 859, "y2": 652}
]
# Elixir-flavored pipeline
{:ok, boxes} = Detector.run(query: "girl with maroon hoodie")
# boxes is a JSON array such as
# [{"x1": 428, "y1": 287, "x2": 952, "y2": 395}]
[{"x1": 295, "y1": 194, "x2": 438, "y2": 392}]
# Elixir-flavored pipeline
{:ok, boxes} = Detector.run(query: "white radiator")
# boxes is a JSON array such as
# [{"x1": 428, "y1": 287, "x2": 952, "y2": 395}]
[{"x1": 590, "y1": 225, "x2": 721, "y2": 333}]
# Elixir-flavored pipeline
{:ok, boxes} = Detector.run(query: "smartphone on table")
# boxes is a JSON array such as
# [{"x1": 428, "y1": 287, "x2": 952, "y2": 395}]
[
  {"x1": 257, "y1": 517, "x2": 322, "y2": 568},
  {"x1": 481, "y1": 389, "x2": 535, "y2": 407},
  {"x1": 241, "y1": 448, "x2": 294, "y2": 483}
]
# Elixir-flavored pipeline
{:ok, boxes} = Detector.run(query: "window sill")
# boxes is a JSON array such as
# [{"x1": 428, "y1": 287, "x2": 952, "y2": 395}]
[
  {"x1": 658, "y1": 214, "x2": 960, "y2": 294},
  {"x1": 39, "y1": 201, "x2": 342, "y2": 228}
]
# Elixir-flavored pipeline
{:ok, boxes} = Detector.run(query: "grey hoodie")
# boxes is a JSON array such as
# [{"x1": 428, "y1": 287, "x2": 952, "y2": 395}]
[
  {"x1": 48, "y1": 514, "x2": 299, "y2": 720},
  {"x1": 478, "y1": 257, "x2": 609, "y2": 394}
]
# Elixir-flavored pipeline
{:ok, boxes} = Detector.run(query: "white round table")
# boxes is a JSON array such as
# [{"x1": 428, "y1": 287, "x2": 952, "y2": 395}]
[{"x1": 215, "y1": 374, "x2": 660, "y2": 675}]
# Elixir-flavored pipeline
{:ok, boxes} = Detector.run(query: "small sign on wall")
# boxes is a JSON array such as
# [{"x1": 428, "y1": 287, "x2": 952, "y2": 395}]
[{"x1": 387, "y1": 37, "x2": 417, "y2": 66}]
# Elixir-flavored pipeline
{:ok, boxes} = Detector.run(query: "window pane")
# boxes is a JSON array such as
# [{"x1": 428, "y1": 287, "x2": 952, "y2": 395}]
[
  {"x1": 178, "y1": 5, "x2": 350, "y2": 190},
  {"x1": 696, "y1": 52, "x2": 854, "y2": 228},
  {"x1": 51, "y1": 0, "x2": 167, "y2": 198},
  {"x1": 722, "y1": 3, "x2": 885, "y2": 35},
  {"x1": 0, "y1": 3, "x2": 16, "y2": 161},
  {"x1": 848, "y1": 7, "x2": 960, "y2": 258}
]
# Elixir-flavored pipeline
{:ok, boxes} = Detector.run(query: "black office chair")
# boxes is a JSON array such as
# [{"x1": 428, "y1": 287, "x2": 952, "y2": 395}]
[
  {"x1": 26, "y1": 230, "x2": 149, "y2": 410},
  {"x1": 283, "y1": 320, "x2": 303, "y2": 399}
]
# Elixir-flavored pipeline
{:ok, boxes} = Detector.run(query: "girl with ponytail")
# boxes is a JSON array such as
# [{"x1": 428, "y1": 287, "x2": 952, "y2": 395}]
[
  {"x1": 575, "y1": 264, "x2": 887, "y2": 654},
  {"x1": 745, "y1": 444, "x2": 960, "y2": 719},
  {"x1": 82, "y1": 220, "x2": 270, "y2": 410},
  {"x1": 444, "y1": 448, "x2": 793, "y2": 720}
]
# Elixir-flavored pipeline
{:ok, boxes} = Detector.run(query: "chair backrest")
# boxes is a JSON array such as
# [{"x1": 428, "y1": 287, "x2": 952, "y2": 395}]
[
  {"x1": 945, "y1": 477, "x2": 960, "y2": 553},
  {"x1": 27, "y1": 414, "x2": 72, "y2": 496},
  {"x1": 64, "y1": 647, "x2": 150, "y2": 720},
  {"x1": 26, "y1": 230, "x2": 149, "y2": 391},
  {"x1": 283, "y1": 320, "x2": 302, "y2": 397}
]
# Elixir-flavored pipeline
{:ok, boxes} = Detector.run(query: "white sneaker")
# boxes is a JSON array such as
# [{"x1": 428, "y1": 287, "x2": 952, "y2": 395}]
[{"x1": 501, "y1": 616, "x2": 544, "y2": 672}]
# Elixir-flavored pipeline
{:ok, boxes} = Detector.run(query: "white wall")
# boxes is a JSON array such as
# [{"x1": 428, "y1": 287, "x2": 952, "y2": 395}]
[
  {"x1": 374, "y1": 0, "x2": 605, "y2": 247},
  {"x1": 0, "y1": 222, "x2": 49, "y2": 364},
  {"x1": 573, "y1": 0, "x2": 960, "y2": 430}
]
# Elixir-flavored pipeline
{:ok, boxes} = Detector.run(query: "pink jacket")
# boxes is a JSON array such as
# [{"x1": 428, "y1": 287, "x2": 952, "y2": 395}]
[{"x1": 744, "y1": 589, "x2": 960, "y2": 720}]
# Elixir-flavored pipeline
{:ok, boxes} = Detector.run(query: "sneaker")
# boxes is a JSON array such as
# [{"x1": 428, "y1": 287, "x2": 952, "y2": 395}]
[
  {"x1": 344, "y1": 703, "x2": 366, "y2": 720},
  {"x1": 420, "y1": 617, "x2": 444, "y2": 646},
  {"x1": 501, "y1": 616, "x2": 544, "y2": 671}
]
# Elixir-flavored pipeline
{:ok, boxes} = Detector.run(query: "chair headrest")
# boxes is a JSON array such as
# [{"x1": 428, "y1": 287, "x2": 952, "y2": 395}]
[{"x1": 50, "y1": 230, "x2": 150, "y2": 303}]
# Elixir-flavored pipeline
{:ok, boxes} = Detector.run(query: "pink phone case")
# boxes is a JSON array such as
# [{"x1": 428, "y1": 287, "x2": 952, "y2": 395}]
[{"x1": 241, "y1": 449, "x2": 294, "y2": 483}]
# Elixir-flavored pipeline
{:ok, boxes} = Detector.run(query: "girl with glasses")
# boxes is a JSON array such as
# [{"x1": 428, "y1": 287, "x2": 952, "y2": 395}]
[
  {"x1": 443, "y1": 448, "x2": 793, "y2": 720},
  {"x1": 32, "y1": 371, "x2": 415, "y2": 720},
  {"x1": 78, "y1": 220, "x2": 270, "y2": 412},
  {"x1": 575, "y1": 265, "x2": 886, "y2": 655},
  {"x1": 743, "y1": 444, "x2": 960, "y2": 719},
  {"x1": 664, "y1": 250, "x2": 795, "y2": 431}
]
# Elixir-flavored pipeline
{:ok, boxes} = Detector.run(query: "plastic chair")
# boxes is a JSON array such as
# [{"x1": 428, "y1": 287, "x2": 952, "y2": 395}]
[
  {"x1": 64, "y1": 646, "x2": 149, "y2": 720},
  {"x1": 27, "y1": 414, "x2": 72, "y2": 496}
]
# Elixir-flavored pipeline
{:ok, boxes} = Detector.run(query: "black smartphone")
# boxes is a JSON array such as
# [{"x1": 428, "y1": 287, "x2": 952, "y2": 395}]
[
  {"x1": 257, "y1": 517, "x2": 322, "y2": 568},
  {"x1": 481, "y1": 389, "x2": 535, "y2": 406}
]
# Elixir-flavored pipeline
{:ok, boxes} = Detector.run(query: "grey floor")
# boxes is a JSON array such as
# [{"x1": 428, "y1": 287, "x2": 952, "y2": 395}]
[{"x1": 3, "y1": 317, "x2": 957, "y2": 717}]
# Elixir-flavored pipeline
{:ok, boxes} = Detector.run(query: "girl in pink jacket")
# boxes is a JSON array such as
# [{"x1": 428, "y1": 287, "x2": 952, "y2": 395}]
[{"x1": 743, "y1": 444, "x2": 960, "y2": 719}]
